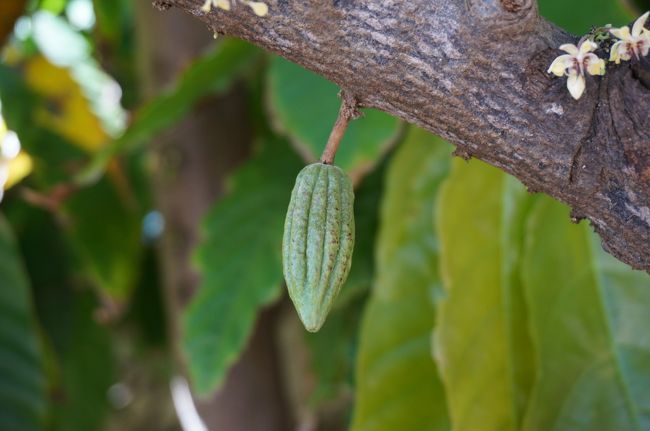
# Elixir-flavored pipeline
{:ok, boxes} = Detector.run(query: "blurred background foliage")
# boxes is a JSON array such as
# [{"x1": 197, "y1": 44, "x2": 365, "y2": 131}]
[{"x1": 0, "y1": 0, "x2": 649, "y2": 430}]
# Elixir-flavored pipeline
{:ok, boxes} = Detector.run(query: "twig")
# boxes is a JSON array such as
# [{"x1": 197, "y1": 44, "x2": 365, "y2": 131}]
[
  {"x1": 20, "y1": 183, "x2": 78, "y2": 213},
  {"x1": 320, "y1": 92, "x2": 360, "y2": 165}
]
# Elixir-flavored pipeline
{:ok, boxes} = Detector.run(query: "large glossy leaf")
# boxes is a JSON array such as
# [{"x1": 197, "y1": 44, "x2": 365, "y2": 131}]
[
  {"x1": 522, "y1": 198, "x2": 650, "y2": 431},
  {"x1": 0, "y1": 215, "x2": 46, "y2": 431},
  {"x1": 267, "y1": 56, "x2": 401, "y2": 183},
  {"x1": 182, "y1": 140, "x2": 303, "y2": 396},
  {"x1": 352, "y1": 127, "x2": 451, "y2": 431},
  {"x1": 435, "y1": 160, "x2": 535, "y2": 431},
  {"x1": 79, "y1": 39, "x2": 261, "y2": 184}
]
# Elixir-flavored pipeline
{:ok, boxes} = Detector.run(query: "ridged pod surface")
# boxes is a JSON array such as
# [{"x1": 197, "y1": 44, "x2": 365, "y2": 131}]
[{"x1": 283, "y1": 163, "x2": 355, "y2": 332}]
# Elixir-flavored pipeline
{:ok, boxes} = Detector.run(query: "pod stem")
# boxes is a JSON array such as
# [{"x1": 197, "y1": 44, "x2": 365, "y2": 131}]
[{"x1": 320, "y1": 92, "x2": 360, "y2": 165}]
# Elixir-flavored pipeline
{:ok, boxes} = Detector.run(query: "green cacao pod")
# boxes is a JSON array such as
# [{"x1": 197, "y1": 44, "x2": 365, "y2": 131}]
[{"x1": 283, "y1": 163, "x2": 355, "y2": 332}]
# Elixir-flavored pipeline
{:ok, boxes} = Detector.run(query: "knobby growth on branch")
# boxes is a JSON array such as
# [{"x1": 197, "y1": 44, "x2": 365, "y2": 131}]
[{"x1": 160, "y1": 0, "x2": 650, "y2": 273}]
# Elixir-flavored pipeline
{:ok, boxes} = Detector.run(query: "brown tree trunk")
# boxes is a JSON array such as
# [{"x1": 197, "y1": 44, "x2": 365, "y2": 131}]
[
  {"x1": 134, "y1": 3, "x2": 292, "y2": 429},
  {"x1": 160, "y1": 0, "x2": 650, "y2": 273}
]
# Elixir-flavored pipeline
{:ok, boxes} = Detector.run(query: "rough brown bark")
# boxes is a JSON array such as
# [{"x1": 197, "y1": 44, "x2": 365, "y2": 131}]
[{"x1": 160, "y1": 0, "x2": 650, "y2": 273}]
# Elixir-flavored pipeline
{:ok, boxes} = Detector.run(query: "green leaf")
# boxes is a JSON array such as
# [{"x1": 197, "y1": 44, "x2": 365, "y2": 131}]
[
  {"x1": 39, "y1": 0, "x2": 67, "y2": 14},
  {"x1": 305, "y1": 295, "x2": 366, "y2": 406},
  {"x1": 182, "y1": 140, "x2": 303, "y2": 396},
  {"x1": 50, "y1": 293, "x2": 114, "y2": 431},
  {"x1": 6, "y1": 203, "x2": 114, "y2": 431},
  {"x1": 0, "y1": 60, "x2": 142, "y2": 299},
  {"x1": 266, "y1": 56, "x2": 401, "y2": 183},
  {"x1": 522, "y1": 198, "x2": 650, "y2": 431},
  {"x1": 352, "y1": 127, "x2": 451, "y2": 431},
  {"x1": 30, "y1": 12, "x2": 127, "y2": 137},
  {"x1": 0, "y1": 215, "x2": 46, "y2": 431},
  {"x1": 539, "y1": 0, "x2": 633, "y2": 34},
  {"x1": 302, "y1": 159, "x2": 386, "y2": 408},
  {"x1": 0, "y1": 61, "x2": 143, "y2": 300},
  {"x1": 77, "y1": 38, "x2": 261, "y2": 184},
  {"x1": 93, "y1": 0, "x2": 133, "y2": 48},
  {"x1": 126, "y1": 248, "x2": 168, "y2": 348},
  {"x1": 64, "y1": 177, "x2": 143, "y2": 300},
  {"x1": 92, "y1": 0, "x2": 136, "y2": 107},
  {"x1": 0, "y1": 63, "x2": 90, "y2": 185},
  {"x1": 434, "y1": 159, "x2": 535, "y2": 431}
]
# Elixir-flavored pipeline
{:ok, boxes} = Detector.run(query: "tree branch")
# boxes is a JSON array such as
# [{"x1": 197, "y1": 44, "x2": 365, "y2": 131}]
[
  {"x1": 321, "y1": 92, "x2": 360, "y2": 165},
  {"x1": 161, "y1": 0, "x2": 650, "y2": 273}
]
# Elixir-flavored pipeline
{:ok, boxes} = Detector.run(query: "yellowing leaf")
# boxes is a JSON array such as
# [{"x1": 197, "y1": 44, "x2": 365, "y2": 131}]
[
  {"x1": 76, "y1": 39, "x2": 259, "y2": 185},
  {"x1": 435, "y1": 159, "x2": 535, "y2": 431},
  {"x1": 24, "y1": 56, "x2": 107, "y2": 152},
  {"x1": 352, "y1": 127, "x2": 451, "y2": 431},
  {"x1": 0, "y1": 118, "x2": 32, "y2": 190},
  {"x1": 522, "y1": 198, "x2": 650, "y2": 431},
  {"x1": 6, "y1": 152, "x2": 33, "y2": 188}
]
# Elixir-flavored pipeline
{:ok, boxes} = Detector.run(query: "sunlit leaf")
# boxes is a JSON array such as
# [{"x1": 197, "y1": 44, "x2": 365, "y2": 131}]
[
  {"x1": 182, "y1": 139, "x2": 302, "y2": 396},
  {"x1": 32, "y1": 11, "x2": 90, "y2": 67},
  {"x1": 39, "y1": 0, "x2": 68, "y2": 15},
  {"x1": 267, "y1": 56, "x2": 401, "y2": 184},
  {"x1": 11, "y1": 12, "x2": 125, "y2": 141},
  {"x1": 539, "y1": 0, "x2": 633, "y2": 34},
  {"x1": 0, "y1": 215, "x2": 46, "y2": 431},
  {"x1": 0, "y1": 59, "x2": 143, "y2": 301},
  {"x1": 352, "y1": 127, "x2": 451, "y2": 431},
  {"x1": 522, "y1": 198, "x2": 650, "y2": 431},
  {"x1": 435, "y1": 159, "x2": 535, "y2": 431},
  {"x1": 24, "y1": 56, "x2": 107, "y2": 152},
  {"x1": 0, "y1": 117, "x2": 33, "y2": 189},
  {"x1": 5, "y1": 152, "x2": 33, "y2": 189},
  {"x1": 0, "y1": 64, "x2": 95, "y2": 190}
]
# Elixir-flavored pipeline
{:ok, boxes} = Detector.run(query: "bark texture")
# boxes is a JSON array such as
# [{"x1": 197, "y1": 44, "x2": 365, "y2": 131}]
[{"x1": 160, "y1": 0, "x2": 650, "y2": 273}]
